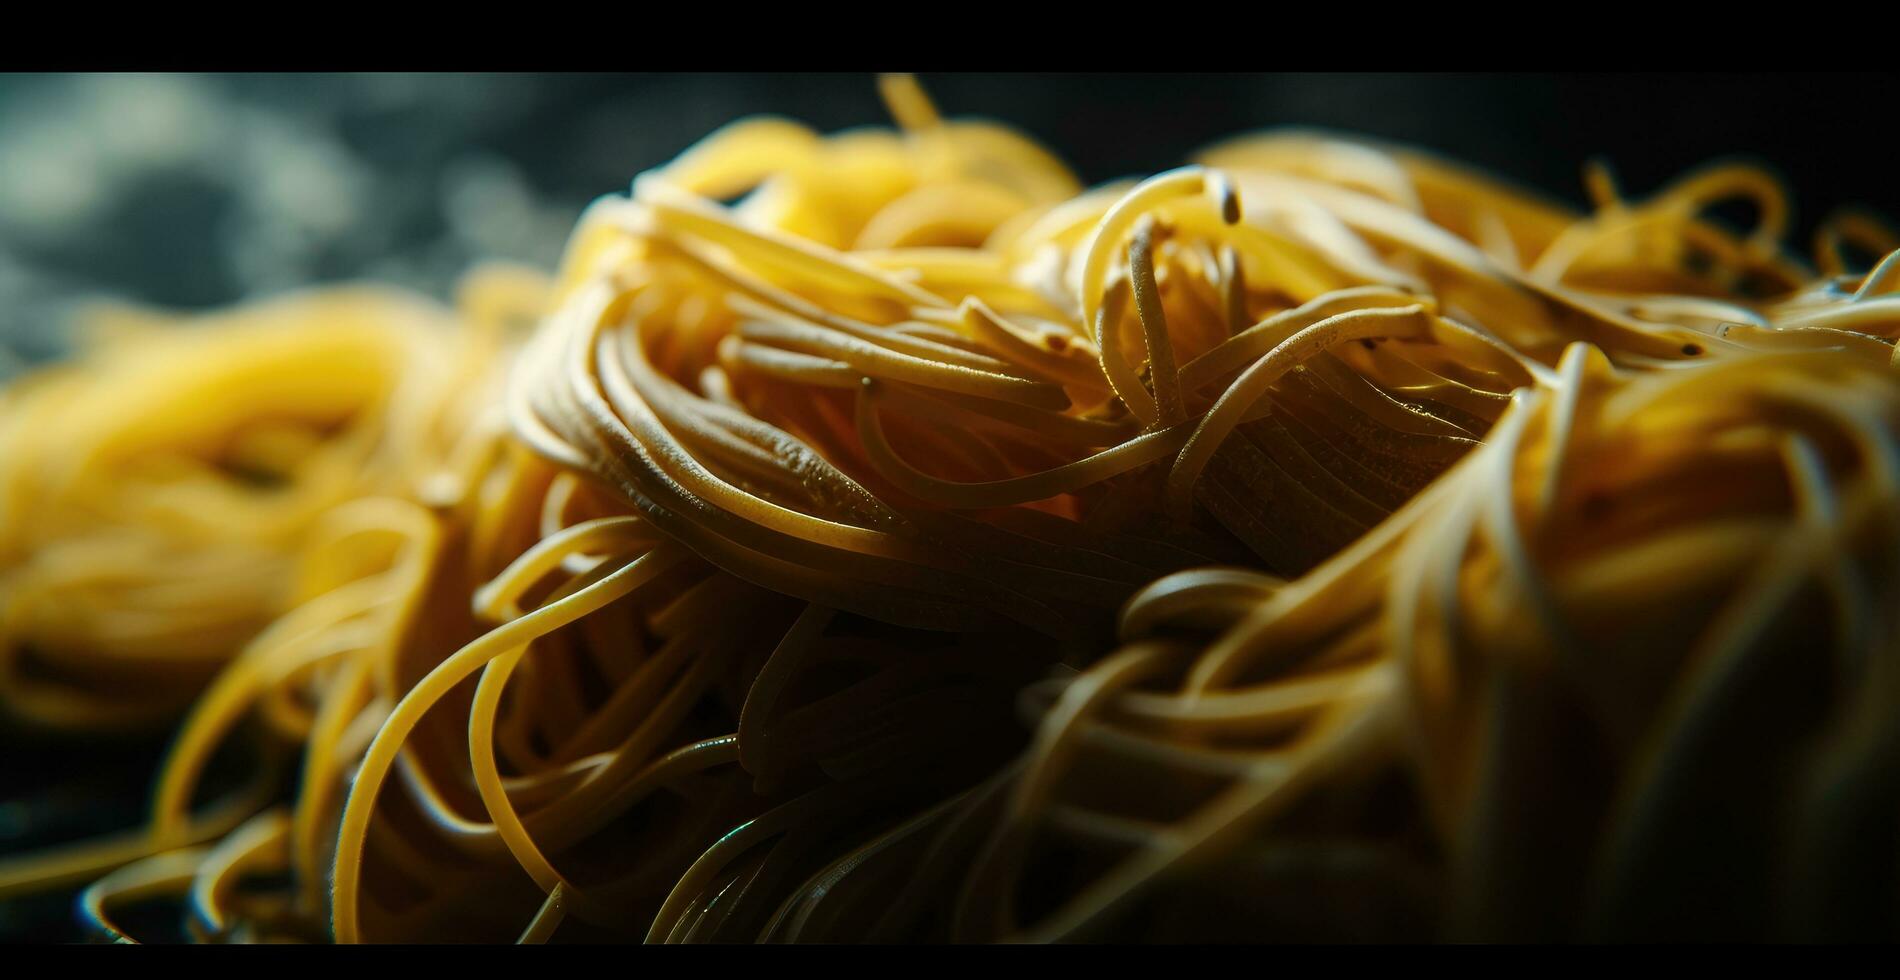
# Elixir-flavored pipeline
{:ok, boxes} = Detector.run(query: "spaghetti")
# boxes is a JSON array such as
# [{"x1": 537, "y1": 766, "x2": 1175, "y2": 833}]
[{"x1": 2, "y1": 76, "x2": 1898, "y2": 943}]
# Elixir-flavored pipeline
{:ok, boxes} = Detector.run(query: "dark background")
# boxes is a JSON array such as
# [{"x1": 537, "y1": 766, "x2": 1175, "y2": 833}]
[
  {"x1": 1, "y1": 72, "x2": 1896, "y2": 941},
  {"x1": 1, "y1": 72, "x2": 1897, "y2": 373}
]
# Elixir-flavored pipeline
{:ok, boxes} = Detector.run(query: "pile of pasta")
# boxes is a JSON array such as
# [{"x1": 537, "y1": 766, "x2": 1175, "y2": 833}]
[{"x1": 3, "y1": 76, "x2": 1899, "y2": 943}]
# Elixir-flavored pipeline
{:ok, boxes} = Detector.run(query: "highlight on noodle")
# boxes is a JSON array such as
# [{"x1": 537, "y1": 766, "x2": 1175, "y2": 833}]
[{"x1": 2, "y1": 74, "x2": 1898, "y2": 943}]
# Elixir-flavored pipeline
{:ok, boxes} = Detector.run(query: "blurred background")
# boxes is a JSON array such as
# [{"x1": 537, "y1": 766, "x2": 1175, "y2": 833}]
[{"x1": 2, "y1": 71, "x2": 1899, "y2": 374}]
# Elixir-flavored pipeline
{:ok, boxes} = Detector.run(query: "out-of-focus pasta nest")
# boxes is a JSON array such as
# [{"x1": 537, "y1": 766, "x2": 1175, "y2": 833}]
[{"x1": 4, "y1": 77, "x2": 1900, "y2": 943}]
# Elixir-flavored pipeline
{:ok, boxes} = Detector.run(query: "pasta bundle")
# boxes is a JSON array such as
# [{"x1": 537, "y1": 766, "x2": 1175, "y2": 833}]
[
  {"x1": 2, "y1": 77, "x2": 1898, "y2": 944},
  {"x1": 0, "y1": 286, "x2": 518, "y2": 731},
  {"x1": 875, "y1": 345, "x2": 1900, "y2": 942}
]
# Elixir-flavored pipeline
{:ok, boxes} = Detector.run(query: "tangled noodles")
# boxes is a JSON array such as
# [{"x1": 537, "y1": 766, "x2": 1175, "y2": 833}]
[{"x1": 2, "y1": 75, "x2": 1899, "y2": 943}]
